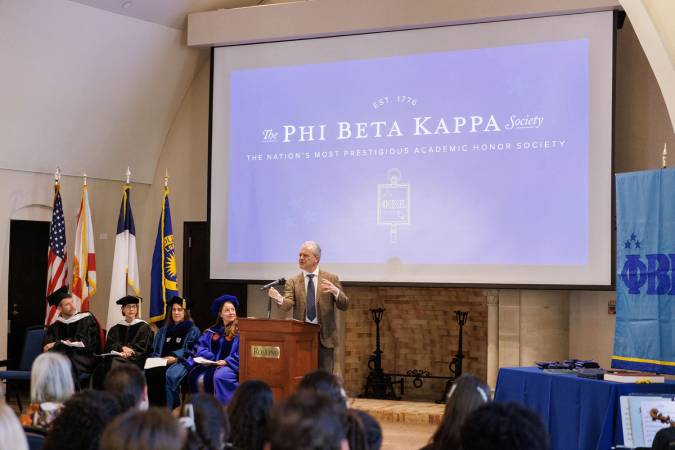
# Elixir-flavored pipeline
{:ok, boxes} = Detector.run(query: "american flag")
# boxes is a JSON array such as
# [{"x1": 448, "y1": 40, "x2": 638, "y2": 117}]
[{"x1": 45, "y1": 184, "x2": 68, "y2": 325}]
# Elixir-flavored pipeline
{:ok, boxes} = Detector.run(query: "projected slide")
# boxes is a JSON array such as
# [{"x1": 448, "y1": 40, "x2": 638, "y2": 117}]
[
  {"x1": 226, "y1": 40, "x2": 587, "y2": 265},
  {"x1": 210, "y1": 11, "x2": 614, "y2": 285}
]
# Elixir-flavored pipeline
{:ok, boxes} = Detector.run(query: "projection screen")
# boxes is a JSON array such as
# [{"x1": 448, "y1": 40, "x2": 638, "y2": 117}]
[{"x1": 209, "y1": 11, "x2": 614, "y2": 286}]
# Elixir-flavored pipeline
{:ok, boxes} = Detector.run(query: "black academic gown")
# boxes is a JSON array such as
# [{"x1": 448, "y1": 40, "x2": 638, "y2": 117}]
[
  {"x1": 91, "y1": 318, "x2": 153, "y2": 389},
  {"x1": 103, "y1": 319, "x2": 153, "y2": 367},
  {"x1": 44, "y1": 312, "x2": 100, "y2": 375}
]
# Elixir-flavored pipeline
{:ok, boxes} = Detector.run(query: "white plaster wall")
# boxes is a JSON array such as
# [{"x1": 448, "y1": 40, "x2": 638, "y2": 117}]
[{"x1": 134, "y1": 55, "x2": 211, "y2": 318}]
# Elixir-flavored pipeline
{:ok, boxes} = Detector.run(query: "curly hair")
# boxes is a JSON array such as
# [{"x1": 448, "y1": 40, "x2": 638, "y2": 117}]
[
  {"x1": 43, "y1": 390, "x2": 121, "y2": 450},
  {"x1": 227, "y1": 380, "x2": 274, "y2": 450}
]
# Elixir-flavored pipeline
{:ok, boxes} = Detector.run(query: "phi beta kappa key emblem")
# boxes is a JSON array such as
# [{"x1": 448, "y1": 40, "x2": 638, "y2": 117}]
[{"x1": 377, "y1": 168, "x2": 410, "y2": 244}]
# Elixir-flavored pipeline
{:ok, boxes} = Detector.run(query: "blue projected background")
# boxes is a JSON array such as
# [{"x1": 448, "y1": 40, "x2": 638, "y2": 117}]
[{"x1": 210, "y1": 12, "x2": 613, "y2": 285}]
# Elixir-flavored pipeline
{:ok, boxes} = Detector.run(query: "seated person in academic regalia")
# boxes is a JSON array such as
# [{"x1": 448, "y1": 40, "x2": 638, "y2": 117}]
[
  {"x1": 92, "y1": 295, "x2": 153, "y2": 389},
  {"x1": 146, "y1": 295, "x2": 200, "y2": 409},
  {"x1": 43, "y1": 286, "x2": 101, "y2": 378},
  {"x1": 186, "y1": 294, "x2": 240, "y2": 406}
]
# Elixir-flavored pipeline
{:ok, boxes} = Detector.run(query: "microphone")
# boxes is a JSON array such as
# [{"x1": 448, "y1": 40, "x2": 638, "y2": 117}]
[{"x1": 260, "y1": 278, "x2": 286, "y2": 291}]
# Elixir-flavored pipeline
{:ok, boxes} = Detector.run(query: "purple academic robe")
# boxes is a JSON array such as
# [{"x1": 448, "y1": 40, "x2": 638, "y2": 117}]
[{"x1": 186, "y1": 326, "x2": 239, "y2": 405}]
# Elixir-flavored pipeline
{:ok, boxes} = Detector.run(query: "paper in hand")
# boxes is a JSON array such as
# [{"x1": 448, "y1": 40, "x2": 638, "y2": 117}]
[
  {"x1": 193, "y1": 356, "x2": 218, "y2": 365},
  {"x1": 144, "y1": 357, "x2": 168, "y2": 369},
  {"x1": 97, "y1": 350, "x2": 125, "y2": 357}
]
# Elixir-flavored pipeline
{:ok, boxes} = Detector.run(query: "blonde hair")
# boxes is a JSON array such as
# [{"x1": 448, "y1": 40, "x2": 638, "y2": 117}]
[
  {"x1": 0, "y1": 402, "x2": 28, "y2": 450},
  {"x1": 31, "y1": 352, "x2": 75, "y2": 404}
]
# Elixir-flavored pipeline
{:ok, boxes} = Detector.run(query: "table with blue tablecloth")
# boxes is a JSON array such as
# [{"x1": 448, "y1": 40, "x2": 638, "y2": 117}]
[{"x1": 495, "y1": 367, "x2": 675, "y2": 450}]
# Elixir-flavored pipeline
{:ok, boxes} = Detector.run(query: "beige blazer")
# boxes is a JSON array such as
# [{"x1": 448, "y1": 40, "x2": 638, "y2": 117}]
[{"x1": 279, "y1": 269, "x2": 349, "y2": 348}]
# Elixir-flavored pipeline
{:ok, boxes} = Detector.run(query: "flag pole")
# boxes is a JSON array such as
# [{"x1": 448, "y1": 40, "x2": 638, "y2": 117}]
[
  {"x1": 54, "y1": 167, "x2": 61, "y2": 187},
  {"x1": 83, "y1": 172, "x2": 87, "y2": 186},
  {"x1": 164, "y1": 169, "x2": 169, "y2": 188},
  {"x1": 125, "y1": 167, "x2": 130, "y2": 295}
]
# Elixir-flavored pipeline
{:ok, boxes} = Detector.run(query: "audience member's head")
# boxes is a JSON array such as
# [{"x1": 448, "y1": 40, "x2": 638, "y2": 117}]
[
  {"x1": 298, "y1": 369, "x2": 347, "y2": 410},
  {"x1": 353, "y1": 409, "x2": 382, "y2": 450},
  {"x1": 343, "y1": 409, "x2": 369, "y2": 450},
  {"x1": 651, "y1": 425, "x2": 675, "y2": 450},
  {"x1": 460, "y1": 402, "x2": 550, "y2": 450},
  {"x1": 31, "y1": 352, "x2": 75, "y2": 404},
  {"x1": 104, "y1": 363, "x2": 148, "y2": 412},
  {"x1": 298, "y1": 369, "x2": 380, "y2": 450},
  {"x1": 182, "y1": 394, "x2": 229, "y2": 450},
  {"x1": 427, "y1": 374, "x2": 490, "y2": 450},
  {"x1": 227, "y1": 380, "x2": 274, "y2": 450},
  {"x1": 0, "y1": 401, "x2": 28, "y2": 450},
  {"x1": 43, "y1": 390, "x2": 121, "y2": 450},
  {"x1": 265, "y1": 390, "x2": 347, "y2": 450},
  {"x1": 100, "y1": 408, "x2": 186, "y2": 450}
]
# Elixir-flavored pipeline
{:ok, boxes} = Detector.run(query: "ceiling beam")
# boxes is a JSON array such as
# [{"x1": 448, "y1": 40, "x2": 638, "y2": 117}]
[{"x1": 188, "y1": 0, "x2": 621, "y2": 47}]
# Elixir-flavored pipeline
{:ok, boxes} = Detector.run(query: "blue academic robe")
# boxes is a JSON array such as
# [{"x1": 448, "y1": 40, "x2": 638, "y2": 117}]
[{"x1": 147, "y1": 320, "x2": 199, "y2": 408}]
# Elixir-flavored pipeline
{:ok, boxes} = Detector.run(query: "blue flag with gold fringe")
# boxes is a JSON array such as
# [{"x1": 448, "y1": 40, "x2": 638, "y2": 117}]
[
  {"x1": 150, "y1": 186, "x2": 178, "y2": 323},
  {"x1": 613, "y1": 168, "x2": 675, "y2": 374}
]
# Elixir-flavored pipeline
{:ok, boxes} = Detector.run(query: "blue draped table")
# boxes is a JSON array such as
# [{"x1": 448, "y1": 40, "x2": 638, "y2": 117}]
[{"x1": 494, "y1": 367, "x2": 675, "y2": 450}]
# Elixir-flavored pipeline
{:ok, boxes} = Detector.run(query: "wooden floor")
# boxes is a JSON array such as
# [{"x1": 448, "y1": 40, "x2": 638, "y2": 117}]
[
  {"x1": 381, "y1": 421, "x2": 437, "y2": 450},
  {"x1": 349, "y1": 398, "x2": 443, "y2": 450},
  {"x1": 349, "y1": 397, "x2": 445, "y2": 425}
]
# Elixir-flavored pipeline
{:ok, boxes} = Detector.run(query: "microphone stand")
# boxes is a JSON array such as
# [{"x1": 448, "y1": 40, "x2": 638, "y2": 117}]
[{"x1": 261, "y1": 278, "x2": 285, "y2": 319}]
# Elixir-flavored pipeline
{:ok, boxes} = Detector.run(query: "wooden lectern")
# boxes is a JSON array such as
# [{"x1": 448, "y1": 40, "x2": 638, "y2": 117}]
[{"x1": 238, "y1": 318, "x2": 319, "y2": 402}]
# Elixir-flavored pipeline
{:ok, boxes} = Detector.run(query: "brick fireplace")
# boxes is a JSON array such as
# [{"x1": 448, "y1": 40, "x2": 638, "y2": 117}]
[{"x1": 342, "y1": 287, "x2": 488, "y2": 401}]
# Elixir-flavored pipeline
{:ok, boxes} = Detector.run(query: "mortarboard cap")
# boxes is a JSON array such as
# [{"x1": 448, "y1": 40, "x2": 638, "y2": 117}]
[
  {"x1": 47, "y1": 286, "x2": 71, "y2": 307},
  {"x1": 116, "y1": 295, "x2": 142, "y2": 306},
  {"x1": 167, "y1": 295, "x2": 191, "y2": 310}
]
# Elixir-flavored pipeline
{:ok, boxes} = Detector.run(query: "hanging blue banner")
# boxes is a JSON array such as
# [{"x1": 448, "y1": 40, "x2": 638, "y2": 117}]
[{"x1": 613, "y1": 168, "x2": 675, "y2": 374}]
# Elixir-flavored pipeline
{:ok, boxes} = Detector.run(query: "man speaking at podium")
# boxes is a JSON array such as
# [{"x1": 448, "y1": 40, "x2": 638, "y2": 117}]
[{"x1": 268, "y1": 241, "x2": 349, "y2": 372}]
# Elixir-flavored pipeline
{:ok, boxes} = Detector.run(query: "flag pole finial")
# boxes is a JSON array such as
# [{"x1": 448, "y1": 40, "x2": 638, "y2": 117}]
[
  {"x1": 164, "y1": 169, "x2": 169, "y2": 188},
  {"x1": 663, "y1": 143, "x2": 668, "y2": 169},
  {"x1": 54, "y1": 167, "x2": 61, "y2": 185},
  {"x1": 83, "y1": 172, "x2": 88, "y2": 186},
  {"x1": 126, "y1": 167, "x2": 131, "y2": 185}
]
